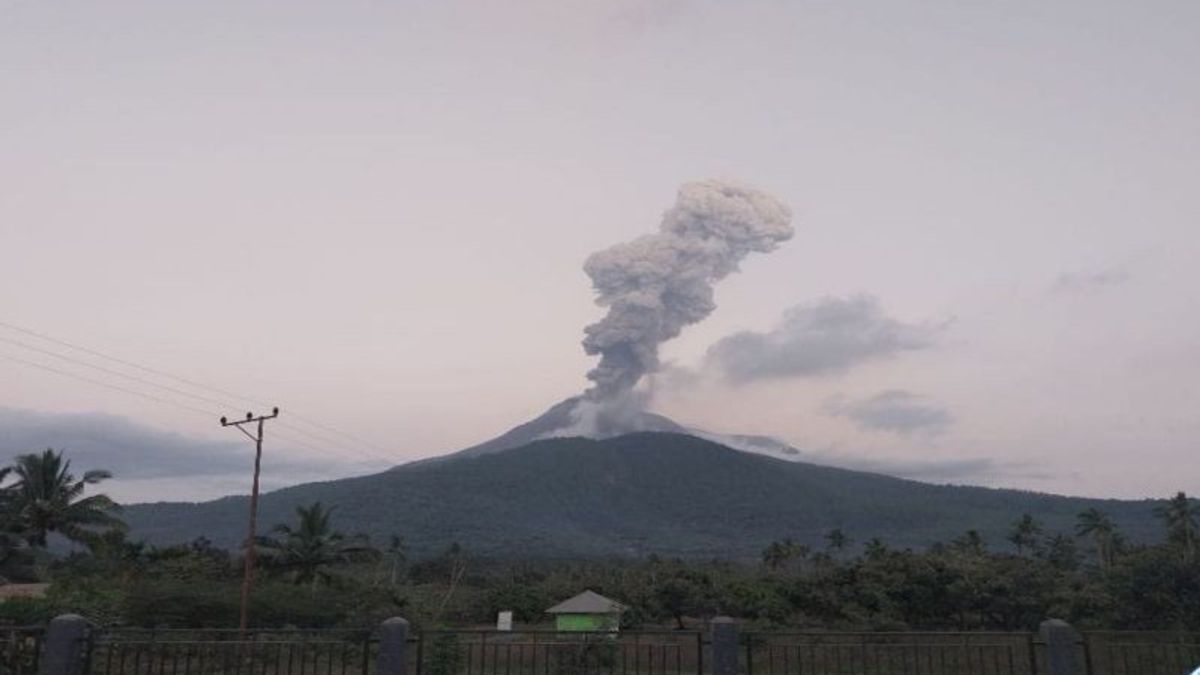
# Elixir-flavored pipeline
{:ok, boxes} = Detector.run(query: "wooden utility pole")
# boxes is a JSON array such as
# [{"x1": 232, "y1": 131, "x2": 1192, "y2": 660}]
[{"x1": 220, "y1": 407, "x2": 279, "y2": 634}]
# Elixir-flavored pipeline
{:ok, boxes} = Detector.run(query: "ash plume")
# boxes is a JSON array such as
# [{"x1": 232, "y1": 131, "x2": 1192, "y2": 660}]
[{"x1": 581, "y1": 180, "x2": 794, "y2": 402}]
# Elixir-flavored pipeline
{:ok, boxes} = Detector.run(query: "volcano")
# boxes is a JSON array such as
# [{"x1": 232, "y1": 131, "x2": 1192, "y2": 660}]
[{"x1": 123, "y1": 402, "x2": 1165, "y2": 558}]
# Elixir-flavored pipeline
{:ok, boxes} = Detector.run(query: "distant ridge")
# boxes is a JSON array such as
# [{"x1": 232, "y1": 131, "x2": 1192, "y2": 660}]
[{"x1": 125, "y1": 432, "x2": 1163, "y2": 559}]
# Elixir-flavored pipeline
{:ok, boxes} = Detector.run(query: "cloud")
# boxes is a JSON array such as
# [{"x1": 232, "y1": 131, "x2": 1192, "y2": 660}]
[
  {"x1": 703, "y1": 295, "x2": 942, "y2": 384},
  {"x1": 817, "y1": 454, "x2": 1049, "y2": 483},
  {"x1": 826, "y1": 390, "x2": 954, "y2": 436},
  {"x1": 824, "y1": 455, "x2": 999, "y2": 482},
  {"x1": 1053, "y1": 267, "x2": 1130, "y2": 293},
  {"x1": 0, "y1": 407, "x2": 343, "y2": 482}
]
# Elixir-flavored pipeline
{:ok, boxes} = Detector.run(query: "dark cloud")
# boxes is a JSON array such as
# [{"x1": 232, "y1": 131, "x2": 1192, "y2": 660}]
[
  {"x1": 1053, "y1": 267, "x2": 1130, "y2": 293},
  {"x1": 827, "y1": 390, "x2": 954, "y2": 436},
  {"x1": 0, "y1": 407, "x2": 339, "y2": 481},
  {"x1": 703, "y1": 295, "x2": 942, "y2": 384}
]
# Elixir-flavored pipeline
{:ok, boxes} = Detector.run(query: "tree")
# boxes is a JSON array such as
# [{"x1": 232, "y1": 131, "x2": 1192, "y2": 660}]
[
  {"x1": 952, "y1": 530, "x2": 987, "y2": 556},
  {"x1": 1154, "y1": 491, "x2": 1198, "y2": 561},
  {"x1": 826, "y1": 528, "x2": 850, "y2": 554},
  {"x1": 761, "y1": 538, "x2": 809, "y2": 572},
  {"x1": 4, "y1": 448, "x2": 124, "y2": 547},
  {"x1": 383, "y1": 534, "x2": 407, "y2": 585},
  {"x1": 1076, "y1": 508, "x2": 1119, "y2": 568},
  {"x1": 1007, "y1": 514, "x2": 1042, "y2": 556},
  {"x1": 258, "y1": 502, "x2": 377, "y2": 588}
]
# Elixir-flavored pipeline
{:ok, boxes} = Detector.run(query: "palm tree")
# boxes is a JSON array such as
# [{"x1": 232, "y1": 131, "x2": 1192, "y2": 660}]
[
  {"x1": 761, "y1": 540, "x2": 788, "y2": 571},
  {"x1": 259, "y1": 502, "x2": 377, "y2": 588},
  {"x1": 381, "y1": 534, "x2": 407, "y2": 585},
  {"x1": 1154, "y1": 491, "x2": 1198, "y2": 561},
  {"x1": 1075, "y1": 508, "x2": 1118, "y2": 568},
  {"x1": 1007, "y1": 514, "x2": 1042, "y2": 556},
  {"x1": 5, "y1": 449, "x2": 124, "y2": 547},
  {"x1": 825, "y1": 528, "x2": 850, "y2": 554}
]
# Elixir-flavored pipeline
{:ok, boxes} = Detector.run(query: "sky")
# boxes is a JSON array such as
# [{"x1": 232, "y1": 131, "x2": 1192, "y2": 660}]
[{"x1": 2, "y1": 0, "x2": 1197, "y2": 502}]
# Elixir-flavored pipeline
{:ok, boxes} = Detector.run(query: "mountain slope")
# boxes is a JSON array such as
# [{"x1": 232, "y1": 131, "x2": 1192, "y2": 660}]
[{"x1": 125, "y1": 433, "x2": 1162, "y2": 558}]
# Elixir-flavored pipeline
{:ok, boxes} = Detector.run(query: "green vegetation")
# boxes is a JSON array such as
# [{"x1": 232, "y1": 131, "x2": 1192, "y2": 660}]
[
  {"x1": 0, "y1": 448, "x2": 125, "y2": 583},
  {"x1": 1, "y1": 445, "x2": 1198, "y2": 634}
]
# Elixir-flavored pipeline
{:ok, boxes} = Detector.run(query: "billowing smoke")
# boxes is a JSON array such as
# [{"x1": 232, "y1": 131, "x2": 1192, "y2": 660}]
[{"x1": 581, "y1": 180, "x2": 794, "y2": 402}]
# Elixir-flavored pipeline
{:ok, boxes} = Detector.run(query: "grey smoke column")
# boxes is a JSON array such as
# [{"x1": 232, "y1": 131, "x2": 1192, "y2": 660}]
[{"x1": 582, "y1": 180, "x2": 794, "y2": 399}]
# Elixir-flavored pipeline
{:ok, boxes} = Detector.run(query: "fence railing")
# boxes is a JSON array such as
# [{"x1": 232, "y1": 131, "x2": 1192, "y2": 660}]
[
  {"x1": 417, "y1": 629, "x2": 703, "y2": 675},
  {"x1": 86, "y1": 629, "x2": 378, "y2": 675},
  {"x1": 0, "y1": 626, "x2": 43, "y2": 675},
  {"x1": 15, "y1": 615, "x2": 1200, "y2": 675},
  {"x1": 743, "y1": 632, "x2": 1039, "y2": 675},
  {"x1": 1083, "y1": 631, "x2": 1200, "y2": 675}
]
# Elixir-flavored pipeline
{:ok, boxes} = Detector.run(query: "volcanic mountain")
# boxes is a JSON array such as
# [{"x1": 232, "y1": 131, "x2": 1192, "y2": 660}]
[{"x1": 124, "y1": 403, "x2": 1164, "y2": 558}]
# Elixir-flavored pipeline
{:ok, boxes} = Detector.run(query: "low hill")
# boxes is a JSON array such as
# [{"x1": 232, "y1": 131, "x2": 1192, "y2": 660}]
[{"x1": 124, "y1": 433, "x2": 1163, "y2": 559}]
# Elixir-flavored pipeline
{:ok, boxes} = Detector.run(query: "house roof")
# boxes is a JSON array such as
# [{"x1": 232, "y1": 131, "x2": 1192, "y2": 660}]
[
  {"x1": 0, "y1": 583, "x2": 50, "y2": 600},
  {"x1": 545, "y1": 590, "x2": 627, "y2": 615}
]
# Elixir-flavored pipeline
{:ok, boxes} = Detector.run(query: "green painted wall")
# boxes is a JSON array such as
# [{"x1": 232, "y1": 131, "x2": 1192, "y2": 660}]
[{"x1": 554, "y1": 613, "x2": 619, "y2": 632}]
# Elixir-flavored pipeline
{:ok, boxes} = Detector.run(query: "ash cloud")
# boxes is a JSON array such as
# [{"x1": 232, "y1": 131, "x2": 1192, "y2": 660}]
[
  {"x1": 581, "y1": 180, "x2": 793, "y2": 400},
  {"x1": 704, "y1": 295, "x2": 941, "y2": 384},
  {"x1": 826, "y1": 390, "x2": 953, "y2": 436}
]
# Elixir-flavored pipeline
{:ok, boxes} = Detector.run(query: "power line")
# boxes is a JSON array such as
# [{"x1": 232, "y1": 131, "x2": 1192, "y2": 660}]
[
  {"x1": 0, "y1": 319, "x2": 397, "y2": 459},
  {"x1": 0, "y1": 335, "x2": 235, "y2": 411},
  {"x1": 0, "y1": 321, "x2": 400, "y2": 465},
  {"x1": 0, "y1": 352, "x2": 218, "y2": 419}
]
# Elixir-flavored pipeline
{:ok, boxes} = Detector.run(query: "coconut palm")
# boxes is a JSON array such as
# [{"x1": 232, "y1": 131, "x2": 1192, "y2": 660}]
[
  {"x1": 384, "y1": 534, "x2": 407, "y2": 585},
  {"x1": 826, "y1": 528, "x2": 850, "y2": 554},
  {"x1": 5, "y1": 449, "x2": 124, "y2": 547},
  {"x1": 1075, "y1": 508, "x2": 1118, "y2": 568},
  {"x1": 1007, "y1": 514, "x2": 1042, "y2": 556},
  {"x1": 1154, "y1": 491, "x2": 1198, "y2": 561},
  {"x1": 258, "y1": 502, "x2": 378, "y2": 588}
]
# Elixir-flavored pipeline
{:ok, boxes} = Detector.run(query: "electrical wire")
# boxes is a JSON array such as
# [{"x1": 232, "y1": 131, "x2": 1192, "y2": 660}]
[{"x1": 0, "y1": 319, "x2": 398, "y2": 459}]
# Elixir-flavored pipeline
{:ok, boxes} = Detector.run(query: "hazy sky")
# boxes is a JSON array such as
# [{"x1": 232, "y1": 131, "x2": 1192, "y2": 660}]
[{"x1": 2, "y1": 1, "x2": 1197, "y2": 502}]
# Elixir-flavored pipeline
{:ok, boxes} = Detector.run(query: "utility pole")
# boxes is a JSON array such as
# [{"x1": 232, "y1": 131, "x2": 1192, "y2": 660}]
[{"x1": 221, "y1": 407, "x2": 279, "y2": 634}]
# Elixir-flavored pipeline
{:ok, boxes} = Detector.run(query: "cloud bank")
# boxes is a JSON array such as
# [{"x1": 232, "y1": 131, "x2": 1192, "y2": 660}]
[
  {"x1": 827, "y1": 390, "x2": 954, "y2": 436},
  {"x1": 703, "y1": 295, "x2": 941, "y2": 384},
  {"x1": 0, "y1": 407, "x2": 341, "y2": 483}
]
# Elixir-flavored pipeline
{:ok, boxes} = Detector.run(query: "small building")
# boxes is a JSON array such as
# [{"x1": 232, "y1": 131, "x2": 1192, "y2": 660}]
[{"x1": 545, "y1": 590, "x2": 626, "y2": 632}]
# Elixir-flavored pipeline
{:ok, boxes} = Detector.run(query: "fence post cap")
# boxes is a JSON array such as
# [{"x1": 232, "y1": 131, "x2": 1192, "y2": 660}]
[
  {"x1": 48, "y1": 614, "x2": 89, "y2": 624},
  {"x1": 1039, "y1": 618, "x2": 1080, "y2": 636},
  {"x1": 381, "y1": 616, "x2": 410, "y2": 627}
]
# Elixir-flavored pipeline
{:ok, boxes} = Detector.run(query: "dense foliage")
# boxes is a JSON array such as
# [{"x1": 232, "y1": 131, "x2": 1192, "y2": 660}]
[{"x1": 1, "y1": 448, "x2": 1197, "y2": 633}]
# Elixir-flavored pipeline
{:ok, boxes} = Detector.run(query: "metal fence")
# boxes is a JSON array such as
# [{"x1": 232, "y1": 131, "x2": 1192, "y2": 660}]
[
  {"x1": 10, "y1": 619, "x2": 1200, "y2": 675},
  {"x1": 743, "y1": 632, "x2": 1038, "y2": 675},
  {"x1": 86, "y1": 629, "x2": 379, "y2": 675},
  {"x1": 417, "y1": 630, "x2": 703, "y2": 675},
  {"x1": 1083, "y1": 632, "x2": 1200, "y2": 675},
  {"x1": 0, "y1": 626, "x2": 43, "y2": 675}
]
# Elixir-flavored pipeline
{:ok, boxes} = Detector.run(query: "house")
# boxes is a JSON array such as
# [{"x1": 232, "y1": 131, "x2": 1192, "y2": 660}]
[{"x1": 545, "y1": 590, "x2": 626, "y2": 632}]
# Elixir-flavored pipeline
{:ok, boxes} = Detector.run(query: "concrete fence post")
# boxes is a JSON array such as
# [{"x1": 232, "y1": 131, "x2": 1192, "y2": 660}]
[
  {"x1": 711, "y1": 616, "x2": 739, "y2": 675},
  {"x1": 377, "y1": 616, "x2": 411, "y2": 675},
  {"x1": 37, "y1": 614, "x2": 92, "y2": 675},
  {"x1": 1040, "y1": 619, "x2": 1085, "y2": 675}
]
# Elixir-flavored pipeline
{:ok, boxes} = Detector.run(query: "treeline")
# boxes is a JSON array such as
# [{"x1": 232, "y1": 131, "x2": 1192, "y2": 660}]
[{"x1": 0, "y1": 449, "x2": 1197, "y2": 632}]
